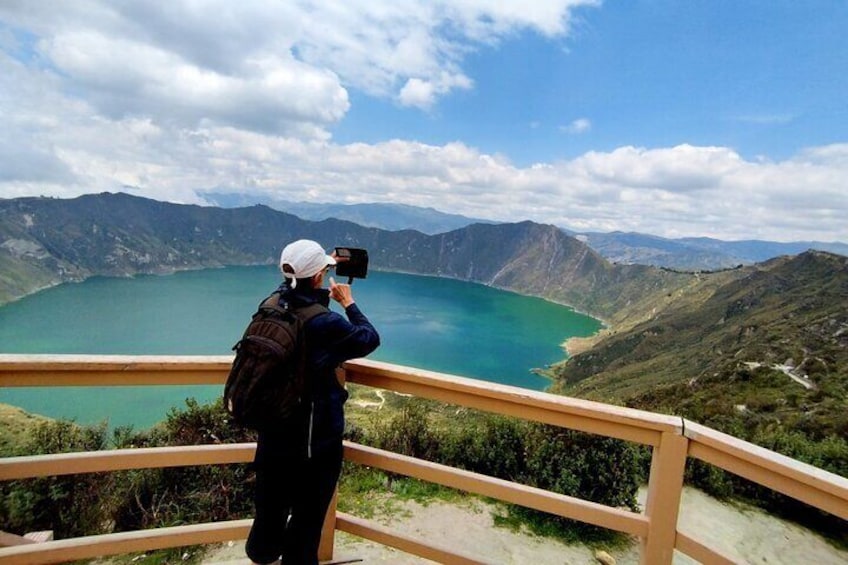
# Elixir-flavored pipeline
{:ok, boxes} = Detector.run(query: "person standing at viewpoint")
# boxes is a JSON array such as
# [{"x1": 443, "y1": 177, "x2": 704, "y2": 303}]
[{"x1": 246, "y1": 239, "x2": 380, "y2": 565}]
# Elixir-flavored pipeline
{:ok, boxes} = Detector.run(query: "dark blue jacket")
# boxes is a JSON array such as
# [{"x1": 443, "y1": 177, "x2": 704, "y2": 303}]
[{"x1": 257, "y1": 282, "x2": 379, "y2": 459}]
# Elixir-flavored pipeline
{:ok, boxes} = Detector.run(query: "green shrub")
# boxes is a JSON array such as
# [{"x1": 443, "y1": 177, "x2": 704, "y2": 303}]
[
  {"x1": 367, "y1": 400, "x2": 440, "y2": 461},
  {"x1": 1, "y1": 399, "x2": 256, "y2": 545},
  {"x1": 439, "y1": 413, "x2": 526, "y2": 480},
  {"x1": 358, "y1": 403, "x2": 641, "y2": 544},
  {"x1": 109, "y1": 399, "x2": 255, "y2": 531},
  {"x1": 0, "y1": 420, "x2": 112, "y2": 539}
]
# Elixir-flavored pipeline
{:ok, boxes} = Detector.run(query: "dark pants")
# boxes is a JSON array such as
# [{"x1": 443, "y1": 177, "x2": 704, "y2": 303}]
[{"x1": 246, "y1": 432, "x2": 343, "y2": 565}]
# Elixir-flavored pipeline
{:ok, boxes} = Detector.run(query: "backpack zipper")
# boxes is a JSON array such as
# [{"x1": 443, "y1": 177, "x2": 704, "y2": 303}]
[{"x1": 307, "y1": 401, "x2": 314, "y2": 459}]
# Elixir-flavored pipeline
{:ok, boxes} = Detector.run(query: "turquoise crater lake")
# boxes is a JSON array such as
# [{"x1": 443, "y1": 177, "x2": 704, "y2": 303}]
[{"x1": 0, "y1": 267, "x2": 601, "y2": 429}]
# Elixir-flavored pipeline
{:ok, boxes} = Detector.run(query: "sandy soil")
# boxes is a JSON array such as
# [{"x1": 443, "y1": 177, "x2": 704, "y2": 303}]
[{"x1": 203, "y1": 487, "x2": 847, "y2": 564}]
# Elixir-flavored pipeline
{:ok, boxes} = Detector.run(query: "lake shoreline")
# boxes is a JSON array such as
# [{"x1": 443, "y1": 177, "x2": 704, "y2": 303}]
[
  {"x1": 1, "y1": 266, "x2": 598, "y2": 428},
  {"x1": 2, "y1": 264, "x2": 609, "y2": 326}
]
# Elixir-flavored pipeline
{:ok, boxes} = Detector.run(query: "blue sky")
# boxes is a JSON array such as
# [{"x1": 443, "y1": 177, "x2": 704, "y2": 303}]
[
  {"x1": 335, "y1": 3, "x2": 846, "y2": 165},
  {"x1": 1, "y1": 1, "x2": 846, "y2": 242}
]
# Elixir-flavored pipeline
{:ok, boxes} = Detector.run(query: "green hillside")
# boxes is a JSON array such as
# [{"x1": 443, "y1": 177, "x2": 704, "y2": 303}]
[
  {"x1": 553, "y1": 250, "x2": 848, "y2": 474},
  {"x1": 555, "y1": 252, "x2": 847, "y2": 400}
]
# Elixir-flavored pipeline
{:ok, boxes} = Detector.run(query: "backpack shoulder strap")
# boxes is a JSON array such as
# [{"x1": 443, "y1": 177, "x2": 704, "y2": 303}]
[
  {"x1": 292, "y1": 302, "x2": 329, "y2": 324},
  {"x1": 257, "y1": 292, "x2": 286, "y2": 314},
  {"x1": 257, "y1": 292, "x2": 328, "y2": 323},
  {"x1": 291, "y1": 302, "x2": 330, "y2": 399}
]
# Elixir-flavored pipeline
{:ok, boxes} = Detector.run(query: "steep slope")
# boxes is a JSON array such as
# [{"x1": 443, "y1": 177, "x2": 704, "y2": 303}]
[
  {"x1": 371, "y1": 220, "x2": 696, "y2": 323},
  {"x1": 554, "y1": 251, "x2": 848, "y2": 439}
]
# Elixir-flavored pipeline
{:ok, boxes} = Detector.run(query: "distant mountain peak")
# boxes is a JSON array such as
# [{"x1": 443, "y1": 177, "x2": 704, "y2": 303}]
[{"x1": 200, "y1": 192, "x2": 495, "y2": 235}]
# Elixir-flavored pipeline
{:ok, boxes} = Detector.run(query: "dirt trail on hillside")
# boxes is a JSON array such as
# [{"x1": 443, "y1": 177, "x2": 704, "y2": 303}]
[{"x1": 203, "y1": 486, "x2": 847, "y2": 564}]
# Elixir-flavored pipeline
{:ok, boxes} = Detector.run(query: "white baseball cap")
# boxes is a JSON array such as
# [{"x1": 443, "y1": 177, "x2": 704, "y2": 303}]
[{"x1": 279, "y1": 239, "x2": 336, "y2": 288}]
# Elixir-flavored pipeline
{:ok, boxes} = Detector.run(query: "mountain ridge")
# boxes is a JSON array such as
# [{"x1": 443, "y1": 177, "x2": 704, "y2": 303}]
[
  {"x1": 199, "y1": 192, "x2": 848, "y2": 269},
  {"x1": 578, "y1": 231, "x2": 848, "y2": 270},
  {"x1": 201, "y1": 191, "x2": 495, "y2": 235},
  {"x1": 0, "y1": 193, "x2": 700, "y2": 323}
]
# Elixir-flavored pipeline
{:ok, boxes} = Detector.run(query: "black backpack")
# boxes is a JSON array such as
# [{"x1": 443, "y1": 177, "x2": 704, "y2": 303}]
[{"x1": 224, "y1": 292, "x2": 327, "y2": 429}]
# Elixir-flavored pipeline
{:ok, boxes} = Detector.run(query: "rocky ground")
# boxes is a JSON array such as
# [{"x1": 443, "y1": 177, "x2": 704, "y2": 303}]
[{"x1": 202, "y1": 486, "x2": 848, "y2": 564}]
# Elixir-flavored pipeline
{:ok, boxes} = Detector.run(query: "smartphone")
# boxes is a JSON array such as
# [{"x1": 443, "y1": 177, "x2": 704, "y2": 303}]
[{"x1": 334, "y1": 247, "x2": 369, "y2": 280}]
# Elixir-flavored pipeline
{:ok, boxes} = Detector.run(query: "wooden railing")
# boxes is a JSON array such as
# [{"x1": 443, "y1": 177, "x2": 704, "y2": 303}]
[{"x1": 0, "y1": 355, "x2": 846, "y2": 564}]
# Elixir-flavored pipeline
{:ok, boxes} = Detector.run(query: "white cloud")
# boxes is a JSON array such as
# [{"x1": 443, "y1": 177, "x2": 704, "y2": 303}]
[
  {"x1": 399, "y1": 72, "x2": 473, "y2": 109},
  {"x1": 4, "y1": 83, "x2": 846, "y2": 243},
  {"x1": 0, "y1": 2, "x2": 846, "y2": 243},
  {"x1": 572, "y1": 145, "x2": 743, "y2": 191},
  {"x1": 0, "y1": 0, "x2": 596, "y2": 126},
  {"x1": 37, "y1": 28, "x2": 349, "y2": 138},
  {"x1": 399, "y1": 78, "x2": 437, "y2": 108},
  {"x1": 561, "y1": 118, "x2": 592, "y2": 134}
]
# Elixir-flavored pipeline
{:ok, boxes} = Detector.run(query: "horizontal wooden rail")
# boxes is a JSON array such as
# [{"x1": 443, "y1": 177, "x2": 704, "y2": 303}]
[
  {"x1": 674, "y1": 531, "x2": 736, "y2": 565},
  {"x1": 344, "y1": 441, "x2": 649, "y2": 537},
  {"x1": 335, "y1": 512, "x2": 484, "y2": 565},
  {"x1": 0, "y1": 506, "x2": 490, "y2": 565},
  {"x1": 0, "y1": 444, "x2": 255, "y2": 481},
  {"x1": 0, "y1": 354, "x2": 232, "y2": 387},
  {"x1": 1, "y1": 440, "x2": 649, "y2": 537},
  {"x1": 0, "y1": 354, "x2": 682, "y2": 446},
  {"x1": 0, "y1": 510, "x2": 488, "y2": 565},
  {"x1": 0, "y1": 354, "x2": 681, "y2": 446},
  {"x1": 0, "y1": 520, "x2": 252, "y2": 565},
  {"x1": 343, "y1": 358, "x2": 681, "y2": 447},
  {"x1": 685, "y1": 421, "x2": 848, "y2": 521}
]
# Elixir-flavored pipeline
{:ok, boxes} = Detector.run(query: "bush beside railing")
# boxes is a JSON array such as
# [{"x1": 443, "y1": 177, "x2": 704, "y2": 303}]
[{"x1": 0, "y1": 354, "x2": 846, "y2": 565}]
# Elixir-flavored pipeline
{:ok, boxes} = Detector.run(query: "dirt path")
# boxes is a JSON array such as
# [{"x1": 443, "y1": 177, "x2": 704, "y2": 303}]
[{"x1": 203, "y1": 487, "x2": 847, "y2": 564}]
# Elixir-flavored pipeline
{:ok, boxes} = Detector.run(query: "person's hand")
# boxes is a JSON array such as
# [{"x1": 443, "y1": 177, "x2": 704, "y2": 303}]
[
  {"x1": 330, "y1": 250, "x2": 350, "y2": 264},
  {"x1": 329, "y1": 277, "x2": 355, "y2": 308}
]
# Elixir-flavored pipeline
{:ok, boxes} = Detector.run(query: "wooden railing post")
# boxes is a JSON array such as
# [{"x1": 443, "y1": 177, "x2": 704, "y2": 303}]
[
  {"x1": 640, "y1": 430, "x2": 688, "y2": 565},
  {"x1": 318, "y1": 489, "x2": 338, "y2": 562},
  {"x1": 317, "y1": 367, "x2": 348, "y2": 562}
]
